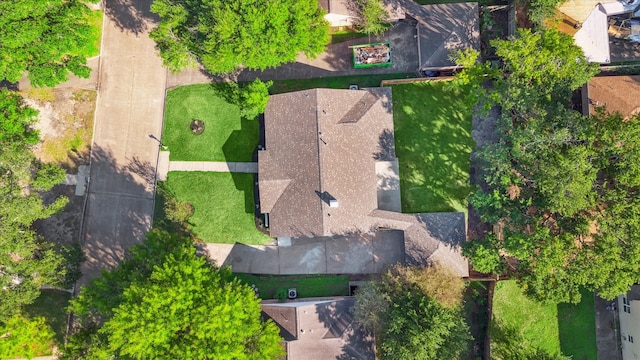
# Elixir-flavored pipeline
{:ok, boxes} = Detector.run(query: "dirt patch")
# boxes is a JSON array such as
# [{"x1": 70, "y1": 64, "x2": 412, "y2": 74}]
[
  {"x1": 23, "y1": 88, "x2": 96, "y2": 250},
  {"x1": 21, "y1": 88, "x2": 96, "y2": 172}
]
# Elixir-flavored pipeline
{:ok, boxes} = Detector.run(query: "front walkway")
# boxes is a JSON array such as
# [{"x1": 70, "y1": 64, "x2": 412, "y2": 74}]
[
  {"x1": 204, "y1": 230, "x2": 405, "y2": 275},
  {"x1": 169, "y1": 161, "x2": 257, "y2": 173}
]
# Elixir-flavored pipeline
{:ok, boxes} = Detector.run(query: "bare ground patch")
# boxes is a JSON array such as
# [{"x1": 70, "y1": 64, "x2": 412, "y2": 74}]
[{"x1": 23, "y1": 88, "x2": 96, "y2": 249}]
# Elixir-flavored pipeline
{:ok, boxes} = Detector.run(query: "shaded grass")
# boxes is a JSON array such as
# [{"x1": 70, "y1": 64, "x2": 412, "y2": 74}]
[
  {"x1": 269, "y1": 73, "x2": 414, "y2": 94},
  {"x1": 330, "y1": 30, "x2": 368, "y2": 44},
  {"x1": 558, "y1": 289, "x2": 597, "y2": 360},
  {"x1": 415, "y1": 0, "x2": 474, "y2": 4},
  {"x1": 234, "y1": 273, "x2": 350, "y2": 299},
  {"x1": 492, "y1": 280, "x2": 563, "y2": 355},
  {"x1": 23, "y1": 290, "x2": 71, "y2": 346},
  {"x1": 163, "y1": 84, "x2": 259, "y2": 162},
  {"x1": 161, "y1": 172, "x2": 270, "y2": 245},
  {"x1": 463, "y1": 282, "x2": 489, "y2": 359},
  {"x1": 392, "y1": 81, "x2": 474, "y2": 213}
]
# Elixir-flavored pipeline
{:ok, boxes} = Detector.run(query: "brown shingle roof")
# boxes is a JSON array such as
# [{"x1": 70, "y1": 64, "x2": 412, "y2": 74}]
[
  {"x1": 587, "y1": 75, "x2": 640, "y2": 118},
  {"x1": 261, "y1": 297, "x2": 376, "y2": 360},
  {"x1": 260, "y1": 88, "x2": 395, "y2": 238},
  {"x1": 414, "y1": 3, "x2": 481, "y2": 70}
]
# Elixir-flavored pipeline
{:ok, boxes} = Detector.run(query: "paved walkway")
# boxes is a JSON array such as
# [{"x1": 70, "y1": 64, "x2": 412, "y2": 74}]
[
  {"x1": 78, "y1": 0, "x2": 167, "y2": 287},
  {"x1": 204, "y1": 230, "x2": 405, "y2": 274},
  {"x1": 596, "y1": 294, "x2": 622, "y2": 360}
]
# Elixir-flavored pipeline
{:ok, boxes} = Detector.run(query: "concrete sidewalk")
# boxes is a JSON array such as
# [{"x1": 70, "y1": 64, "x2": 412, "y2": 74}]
[{"x1": 204, "y1": 230, "x2": 405, "y2": 275}]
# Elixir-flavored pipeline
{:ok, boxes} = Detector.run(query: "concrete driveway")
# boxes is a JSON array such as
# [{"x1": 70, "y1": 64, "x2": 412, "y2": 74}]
[
  {"x1": 204, "y1": 230, "x2": 405, "y2": 274},
  {"x1": 166, "y1": 20, "x2": 419, "y2": 88},
  {"x1": 78, "y1": 0, "x2": 166, "y2": 286}
]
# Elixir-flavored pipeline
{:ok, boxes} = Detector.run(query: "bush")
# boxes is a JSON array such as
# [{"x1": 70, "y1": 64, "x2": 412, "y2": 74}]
[{"x1": 0, "y1": 315, "x2": 55, "y2": 359}]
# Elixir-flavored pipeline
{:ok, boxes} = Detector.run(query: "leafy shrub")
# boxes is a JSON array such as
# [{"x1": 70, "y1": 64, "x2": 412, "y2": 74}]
[{"x1": 0, "y1": 315, "x2": 55, "y2": 359}]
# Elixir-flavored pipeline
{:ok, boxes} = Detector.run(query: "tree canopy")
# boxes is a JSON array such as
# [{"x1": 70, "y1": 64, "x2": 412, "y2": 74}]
[
  {"x1": 150, "y1": 0, "x2": 330, "y2": 74},
  {"x1": 352, "y1": 0, "x2": 391, "y2": 36},
  {"x1": 354, "y1": 265, "x2": 471, "y2": 359},
  {"x1": 0, "y1": 89, "x2": 68, "y2": 321},
  {"x1": 458, "y1": 29, "x2": 640, "y2": 303},
  {"x1": 64, "y1": 230, "x2": 284, "y2": 359},
  {"x1": 0, "y1": 0, "x2": 95, "y2": 87}
]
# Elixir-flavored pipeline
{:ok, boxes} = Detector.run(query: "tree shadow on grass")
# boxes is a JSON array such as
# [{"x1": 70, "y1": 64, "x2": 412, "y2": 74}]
[
  {"x1": 392, "y1": 82, "x2": 475, "y2": 213},
  {"x1": 490, "y1": 319, "x2": 569, "y2": 360}
]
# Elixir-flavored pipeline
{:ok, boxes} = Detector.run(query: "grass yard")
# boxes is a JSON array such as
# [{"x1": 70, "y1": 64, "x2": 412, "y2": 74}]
[
  {"x1": 0, "y1": 290, "x2": 71, "y2": 359},
  {"x1": 491, "y1": 280, "x2": 564, "y2": 356},
  {"x1": 235, "y1": 273, "x2": 350, "y2": 299},
  {"x1": 270, "y1": 73, "x2": 413, "y2": 94},
  {"x1": 392, "y1": 81, "x2": 474, "y2": 213},
  {"x1": 330, "y1": 30, "x2": 368, "y2": 44},
  {"x1": 163, "y1": 84, "x2": 259, "y2": 162},
  {"x1": 160, "y1": 172, "x2": 270, "y2": 244},
  {"x1": 557, "y1": 289, "x2": 597, "y2": 360}
]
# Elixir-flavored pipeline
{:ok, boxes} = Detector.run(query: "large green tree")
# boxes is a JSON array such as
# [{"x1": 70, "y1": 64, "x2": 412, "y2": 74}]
[
  {"x1": 458, "y1": 29, "x2": 640, "y2": 303},
  {"x1": 354, "y1": 265, "x2": 471, "y2": 359},
  {"x1": 0, "y1": 89, "x2": 68, "y2": 321},
  {"x1": 0, "y1": 0, "x2": 95, "y2": 87},
  {"x1": 65, "y1": 230, "x2": 284, "y2": 359},
  {"x1": 150, "y1": 0, "x2": 330, "y2": 74}
]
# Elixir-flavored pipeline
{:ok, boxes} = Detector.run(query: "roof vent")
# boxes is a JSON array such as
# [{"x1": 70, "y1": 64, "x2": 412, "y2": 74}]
[{"x1": 329, "y1": 199, "x2": 339, "y2": 208}]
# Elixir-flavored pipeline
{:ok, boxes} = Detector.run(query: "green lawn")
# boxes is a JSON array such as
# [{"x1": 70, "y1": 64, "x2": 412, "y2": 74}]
[
  {"x1": 161, "y1": 172, "x2": 270, "y2": 244},
  {"x1": 270, "y1": 73, "x2": 413, "y2": 94},
  {"x1": 330, "y1": 30, "x2": 368, "y2": 44},
  {"x1": 492, "y1": 280, "x2": 563, "y2": 356},
  {"x1": 24, "y1": 290, "x2": 71, "y2": 345},
  {"x1": 392, "y1": 81, "x2": 474, "y2": 213},
  {"x1": 234, "y1": 273, "x2": 350, "y2": 299},
  {"x1": 163, "y1": 84, "x2": 259, "y2": 162},
  {"x1": 558, "y1": 289, "x2": 597, "y2": 360}
]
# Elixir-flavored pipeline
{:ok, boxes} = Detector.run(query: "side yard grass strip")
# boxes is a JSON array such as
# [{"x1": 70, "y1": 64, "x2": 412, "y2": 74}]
[
  {"x1": 558, "y1": 289, "x2": 597, "y2": 360},
  {"x1": 270, "y1": 73, "x2": 413, "y2": 94},
  {"x1": 491, "y1": 280, "x2": 564, "y2": 356},
  {"x1": 160, "y1": 172, "x2": 270, "y2": 245},
  {"x1": 392, "y1": 81, "x2": 474, "y2": 213},
  {"x1": 163, "y1": 84, "x2": 259, "y2": 162},
  {"x1": 234, "y1": 273, "x2": 350, "y2": 299}
]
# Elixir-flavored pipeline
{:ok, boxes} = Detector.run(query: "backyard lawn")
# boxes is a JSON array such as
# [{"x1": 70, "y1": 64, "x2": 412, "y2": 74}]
[
  {"x1": 270, "y1": 73, "x2": 413, "y2": 94},
  {"x1": 392, "y1": 81, "x2": 474, "y2": 213},
  {"x1": 491, "y1": 281, "x2": 597, "y2": 359},
  {"x1": 160, "y1": 172, "x2": 270, "y2": 245},
  {"x1": 163, "y1": 84, "x2": 259, "y2": 162},
  {"x1": 558, "y1": 289, "x2": 598, "y2": 360},
  {"x1": 234, "y1": 273, "x2": 350, "y2": 299}
]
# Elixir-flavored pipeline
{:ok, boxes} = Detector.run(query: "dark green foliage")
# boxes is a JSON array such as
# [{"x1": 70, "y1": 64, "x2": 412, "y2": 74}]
[
  {"x1": 150, "y1": 0, "x2": 330, "y2": 74},
  {"x1": 457, "y1": 28, "x2": 640, "y2": 303},
  {"x1": 210, "y1": 79, "x2": 273, "y2": 120},
  {"x1": 0, "y1": 0, "x2": 94, "y2": 87},
  {"x1": 0, "y1": 90, "x2": 67, "y2": 321},
  {"x1": 354, "y1": 265, "x2": 471, "y2": 359},
  {"x1": 66, "y1": 230, "x2": 285, "y2": 359},
  {"x1": 353, "y1": 0, "x2": 391, "y2": 36}
]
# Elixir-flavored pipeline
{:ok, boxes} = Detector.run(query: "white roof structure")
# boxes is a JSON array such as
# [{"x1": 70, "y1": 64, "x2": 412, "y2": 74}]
[{"x1": 558, "y1": 0, "x2": 640, "y2": 63}]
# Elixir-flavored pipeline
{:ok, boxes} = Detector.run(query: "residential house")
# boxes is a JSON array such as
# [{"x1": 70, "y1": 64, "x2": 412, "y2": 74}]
[
  {"x1": 554, "y1": 0, "x2": 640, "y2": 63},
  {"x1": 619, "y1": 285, "x2": 640, "y2": 359},
  {"x1": 258, "y1": 88, "x2": 469, "y2": 277},
  {"x1": 261, "y1": 297, "x2": 375, "y2": 360},
  {"x1": 583, "y1": 75, "x2": 640, "y2": 117}
]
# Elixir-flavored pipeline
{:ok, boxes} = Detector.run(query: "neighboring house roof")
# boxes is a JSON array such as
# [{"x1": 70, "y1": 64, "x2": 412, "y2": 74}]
[
  {"x1": 260, "y1": 88, "x2": 396, "y2": 238},
  {"x1": 586, "y1": 75, "x2": 640, "y2": 117},
  {"x1": 261, "y1": 297, "x2": 376, "y2": 360},
  {"x1": 556, "y1": 0, "x2": 640, "y2": 63},
  {"x1": 412, "y1": 2, "x2": 481, "y2": 70}
]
